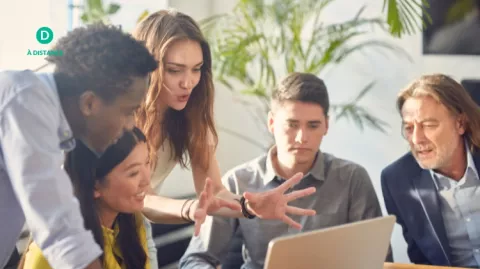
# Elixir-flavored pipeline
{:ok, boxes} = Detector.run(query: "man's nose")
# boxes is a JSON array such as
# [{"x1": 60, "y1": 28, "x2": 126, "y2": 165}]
[
  {"x1": 411, "y1": 125, "x2": 426, "y2": 145},
  {"x1": 295, "y1": 128, "x2": 308, "y2": 143}
]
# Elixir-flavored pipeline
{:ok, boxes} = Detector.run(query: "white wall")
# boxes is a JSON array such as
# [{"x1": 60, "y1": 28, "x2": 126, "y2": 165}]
[
  {"x1": 162, "y1": 0, "x2": 480, "y2": 264},
  {"x1": 0, "y1": 0, "x2": 170, "y2": 70},
  {"x1": 108, "y1": 0, "x2": 169, "y2": 32},
  {"x1": 0, "y1": 0, "x2": 69, "y2": 70},
  {"x1": 167, "y1": 0, "x2": 213, "y2": 21}
]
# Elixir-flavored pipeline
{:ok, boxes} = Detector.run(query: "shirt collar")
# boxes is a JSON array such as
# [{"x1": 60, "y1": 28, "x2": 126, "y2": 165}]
[
  {"x1": 263, "y1": 146, "x2": 325, "y2": 185},
  {"x1": 430, "y1": 140, "x2": 479, "y2": 190},
  {"x1": 466, "y1": 143, "x2": 479, "y2": 179},
  {"x1": 84, "y1": 140, "x2": 104, "y2": 157}
]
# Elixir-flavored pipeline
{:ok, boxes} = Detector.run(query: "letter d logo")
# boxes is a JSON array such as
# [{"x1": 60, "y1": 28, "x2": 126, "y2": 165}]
[{"x1": 36, "y1": 27, "x2": 54, "y2": 44}]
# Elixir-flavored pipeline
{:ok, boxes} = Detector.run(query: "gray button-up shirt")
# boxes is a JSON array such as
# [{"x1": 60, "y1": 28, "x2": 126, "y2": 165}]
[
  {"x1": 0, "y1": 70, "x2": 102, "y2": 268},
  {"x1": 431, "y1": 142, "x2": 480, "y2": 267},
  {"x1": 180, "y1": 147, "x2": 390, "y2": 269}
]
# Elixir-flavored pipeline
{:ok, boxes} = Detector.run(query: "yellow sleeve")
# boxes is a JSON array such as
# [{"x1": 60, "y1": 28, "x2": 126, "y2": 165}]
[
  {"x1": 135, "y1": 213, "x2": 151, "y2": 269},
  {"x1": 22, "y1": 242, "x2": 53, "y2": 269}
]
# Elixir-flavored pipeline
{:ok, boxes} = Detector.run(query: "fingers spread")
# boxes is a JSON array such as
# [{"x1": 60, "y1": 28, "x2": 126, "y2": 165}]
[
  {"x1": 286, "y1": 205, "x2": 316, "y2": 216},
  {"x1": 204, "y1": 178, "x2": 213, "y2": 200},
  {"x1": 281, "y1": 215, "x2": 302, "y2": 230},
  {"x1": 285, "y1": 187, "x2": 316, "y2": 202},
  {"x1": 194, "y1": 220, "x2": 201, "y2": 236},
  {"x1": 279, "y1": 172, "x2": 304, "y2": 192},
  {"x1": 193, "y1": 210, "x2": 206, "y2": 236},
  {"x1": 197, "y1": 190, "x2": 208, "y2": 210}
]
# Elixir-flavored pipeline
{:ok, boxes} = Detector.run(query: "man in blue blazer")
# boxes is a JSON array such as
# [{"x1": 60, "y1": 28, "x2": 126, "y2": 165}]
[{"x1": 382, "y1": 74, "x2": 480, "y2": 268}]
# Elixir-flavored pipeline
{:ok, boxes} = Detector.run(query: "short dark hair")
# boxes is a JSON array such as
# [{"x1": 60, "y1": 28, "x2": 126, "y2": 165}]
[
  {"x1": 47, "y1": 23, "x2": 158, "y2": 102},
  {"x1": 271, "y1": 72, "x2": 330, "y2": 116}
]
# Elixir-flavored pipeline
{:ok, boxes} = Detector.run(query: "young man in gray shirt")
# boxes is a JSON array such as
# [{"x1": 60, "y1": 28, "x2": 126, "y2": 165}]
[{"x1": 180, "y1": 72, "x2": 392, "y2": 269}]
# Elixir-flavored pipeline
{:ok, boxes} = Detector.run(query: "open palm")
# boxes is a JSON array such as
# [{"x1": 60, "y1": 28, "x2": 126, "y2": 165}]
[
  {"x1": 191, "y1": 173, "x2": 316, "y2": 235},
  {"x1": 244, "y1": 172, "x2": 317, "y2": 230},
  {"x1": 191, "y1": 178, "x2": 241, "y2": 236}
]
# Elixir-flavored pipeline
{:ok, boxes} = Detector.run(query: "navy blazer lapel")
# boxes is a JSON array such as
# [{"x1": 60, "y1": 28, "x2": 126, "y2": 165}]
[
  {"x1": 413, "y1": 170, "x2": 451, "y2": 264},
  {"x1": 472, "y1": 149, "x2": 480, "y2": 172}
]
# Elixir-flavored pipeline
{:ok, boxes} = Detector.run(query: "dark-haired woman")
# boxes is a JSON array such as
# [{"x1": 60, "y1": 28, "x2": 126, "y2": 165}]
[{"x1": 21, "y1": 127, "x2": 151, "y2": 269}]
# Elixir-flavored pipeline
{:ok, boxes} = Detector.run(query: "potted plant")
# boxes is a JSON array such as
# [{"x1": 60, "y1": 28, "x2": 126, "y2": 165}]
[{"x1": 199, "y1": 0, "x2": 431, "y2": 147}]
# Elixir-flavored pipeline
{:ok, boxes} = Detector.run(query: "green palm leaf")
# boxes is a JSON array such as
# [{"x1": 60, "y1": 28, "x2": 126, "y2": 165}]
[
  {"x1": 382, "y1": 0, "x2": 432, "y2": 37},
  {"x1": 200, "y1": 0, "x2": 420, "y2": 136}
]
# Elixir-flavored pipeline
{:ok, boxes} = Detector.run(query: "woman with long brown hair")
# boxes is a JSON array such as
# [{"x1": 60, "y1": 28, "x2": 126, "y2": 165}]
[{"x1": 133, "y1": 9, "x2": 317, "y2": 267}]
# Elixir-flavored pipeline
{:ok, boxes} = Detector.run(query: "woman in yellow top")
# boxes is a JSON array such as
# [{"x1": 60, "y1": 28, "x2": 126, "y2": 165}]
[{"x1": 19, "y1": 127, "x2": 151, "y2": 269}]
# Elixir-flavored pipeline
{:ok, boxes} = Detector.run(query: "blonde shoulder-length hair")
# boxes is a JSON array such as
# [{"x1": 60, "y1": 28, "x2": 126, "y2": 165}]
[{"x1": 397, "y1": 73, "x2": 480, "y2": 151}]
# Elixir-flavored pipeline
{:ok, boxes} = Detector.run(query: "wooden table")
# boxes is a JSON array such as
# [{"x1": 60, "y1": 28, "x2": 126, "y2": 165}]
[{"x1": 384, "y1": 262, "x2": 471, "y2": 269}]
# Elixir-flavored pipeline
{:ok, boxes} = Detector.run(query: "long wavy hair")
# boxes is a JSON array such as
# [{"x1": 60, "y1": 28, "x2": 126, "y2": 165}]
[
  {"x1": 19, "y1": 127, "x2": 148, "y2": 269},
  {"x1": 133, "y1": 9, "x2": 218, "y2": 171},
  {"x1": 397, "y1": 73, "x2": 480, "y2": 152}
]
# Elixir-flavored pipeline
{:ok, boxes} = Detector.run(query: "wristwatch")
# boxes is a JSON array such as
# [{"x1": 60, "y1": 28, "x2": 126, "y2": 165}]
[{"x1": 238, "y1": 196, "x2": 256, "y2": 219}]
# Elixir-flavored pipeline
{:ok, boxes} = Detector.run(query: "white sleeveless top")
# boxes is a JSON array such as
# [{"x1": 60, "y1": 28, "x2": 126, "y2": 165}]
[
  {"x1": 150, "y1": 139, "x2": 177, "y2": 191},
  {"x1": 150, "y1": 132, "x2": 214, "y2": 191}
]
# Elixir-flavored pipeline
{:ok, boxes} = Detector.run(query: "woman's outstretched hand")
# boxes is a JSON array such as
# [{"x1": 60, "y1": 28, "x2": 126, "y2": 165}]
[
  {"x1": 191, "y1": 178, "x2": 241, "y2": 236},
  {"x1": 190, "y1": 173, "x2": 316, "y2": 236},
  {"x1": 243, "y1": 172, "x2": 317, "y2": 230}
]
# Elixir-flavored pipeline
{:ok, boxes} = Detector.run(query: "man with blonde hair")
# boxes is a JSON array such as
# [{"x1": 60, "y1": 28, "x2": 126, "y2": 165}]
[{"x1": 381, "y1": 74, "x2": 480, "y2": 267}]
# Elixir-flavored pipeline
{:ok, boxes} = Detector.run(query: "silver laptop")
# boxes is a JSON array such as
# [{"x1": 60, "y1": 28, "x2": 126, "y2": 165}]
[{"x1": 264, "y1": 215, "x2": 396, "y2": 269}]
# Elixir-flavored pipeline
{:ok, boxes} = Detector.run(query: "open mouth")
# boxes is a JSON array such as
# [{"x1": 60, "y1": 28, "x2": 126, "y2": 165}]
[
  {"x1": 135, "y1": 191, "x2": 146, "y2": 199},
  {"x1": 416, "y1": 149, "x2": 433, "y2": 157},
  {"x1": 178, "y1": 94, "x2": 190, "y2": 102}
]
